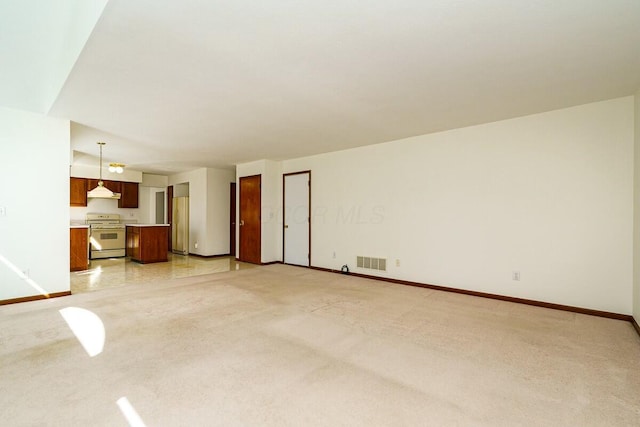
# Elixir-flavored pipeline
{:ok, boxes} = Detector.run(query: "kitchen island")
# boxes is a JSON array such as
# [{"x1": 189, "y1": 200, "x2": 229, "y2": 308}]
[{"x1": 126, "y1": 224, "x2": 170, "y2": 264}]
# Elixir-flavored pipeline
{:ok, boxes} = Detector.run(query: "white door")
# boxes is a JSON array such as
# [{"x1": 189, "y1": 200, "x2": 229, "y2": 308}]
[{"x1": 284, "y1": 172, "x2": 310, "y2": 266}]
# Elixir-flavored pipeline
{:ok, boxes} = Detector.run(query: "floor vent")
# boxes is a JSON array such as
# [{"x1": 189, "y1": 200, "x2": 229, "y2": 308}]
[{"x1": 357, "y1": 256, "x2": 387, "y2": 271}]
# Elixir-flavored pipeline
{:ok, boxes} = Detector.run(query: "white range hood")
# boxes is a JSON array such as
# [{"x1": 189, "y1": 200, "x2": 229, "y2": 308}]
[{"x1": 87, "y1": 181, "x2": 121, "y2": 199}]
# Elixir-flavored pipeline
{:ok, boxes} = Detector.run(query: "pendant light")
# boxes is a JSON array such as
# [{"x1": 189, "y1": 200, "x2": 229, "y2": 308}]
[{"x1": 87, "y1": 142, "x2": 120, "y2": 199}]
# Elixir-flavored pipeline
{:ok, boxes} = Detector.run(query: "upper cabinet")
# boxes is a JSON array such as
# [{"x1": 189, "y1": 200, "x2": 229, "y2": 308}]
[
  {"x1": 70, "y1": 178, "x2": 139, "y2": 208},
  {"x1": 119, "y1": 181, "x2": 139, "y2": 208},
  {"x1": 87, "y1": 179, "x2": 120, "y2": 194},
  {"x1": 70, "y1": 177, "x2": 88, "y2": 207}
]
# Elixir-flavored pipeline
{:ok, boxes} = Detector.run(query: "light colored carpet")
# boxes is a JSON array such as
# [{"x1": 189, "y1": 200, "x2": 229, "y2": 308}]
[{"x1": 2, "y1": 264, "x2": 639, "y2": 426}]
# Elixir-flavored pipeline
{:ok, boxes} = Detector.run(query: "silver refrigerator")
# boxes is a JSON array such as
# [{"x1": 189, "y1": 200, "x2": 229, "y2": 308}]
[{"x1": 172, "y1": 197, "x2": 189, "y2": 255}]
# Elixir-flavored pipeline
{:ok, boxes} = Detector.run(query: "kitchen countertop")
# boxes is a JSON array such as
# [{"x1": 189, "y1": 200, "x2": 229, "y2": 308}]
[
  {"x1": 70, "y1": 225, "x2": 90, "y2": 228},
  {"x1": 125, "y1": 224, "x2": 170, "y2": 227}
]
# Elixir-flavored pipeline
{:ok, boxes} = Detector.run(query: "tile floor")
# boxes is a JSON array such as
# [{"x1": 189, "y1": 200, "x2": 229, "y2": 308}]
[{"x1": 71, "y1": 253, "x2": 255, "y2": 294}]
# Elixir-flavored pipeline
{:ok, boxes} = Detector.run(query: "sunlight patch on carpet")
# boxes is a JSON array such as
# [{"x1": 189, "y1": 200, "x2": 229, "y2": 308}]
[{"x1": 59, "y1": 307, "x2": 105, "y2": 357}]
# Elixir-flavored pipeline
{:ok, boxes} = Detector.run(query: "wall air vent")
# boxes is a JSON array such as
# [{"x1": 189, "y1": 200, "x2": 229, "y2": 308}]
[{"x1": 357, "y1": 256, "x2": 387, "y2": 271}]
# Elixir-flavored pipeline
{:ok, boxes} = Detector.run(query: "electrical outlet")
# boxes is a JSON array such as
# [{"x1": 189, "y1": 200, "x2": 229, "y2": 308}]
[
  {"x1": 395, "y1": 259, "x2": 400, "y2": 267},
  {"x1": 332, "y1": 251, "x2": 336, "y2": 259},
  {"x1": 194, "y1": 242, "x2": 198, "y2": 249},
  {"x1": 512, "y1": 271, "x2": 521, "y2": 281}
]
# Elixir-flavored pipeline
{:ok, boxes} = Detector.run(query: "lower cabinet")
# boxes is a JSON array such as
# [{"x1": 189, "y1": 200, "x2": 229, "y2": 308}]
[
  {"x1": 126, "y1": 226, "x2": 140, "y2": 260},
  {"x1": 126, "y1": 226, "x2": 169, "y2": 263},
  {"x1": 70, "y1": 227, "x2": 89, "y2": 271}
]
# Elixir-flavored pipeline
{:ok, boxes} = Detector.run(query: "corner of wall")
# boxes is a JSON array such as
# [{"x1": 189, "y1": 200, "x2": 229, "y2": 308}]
[
  {"x1": 0, "y1": 107, "x2": 71, "y2": 300},
  {"x1": 633, "y1": 90, "x2": 640, "y2": 323}
]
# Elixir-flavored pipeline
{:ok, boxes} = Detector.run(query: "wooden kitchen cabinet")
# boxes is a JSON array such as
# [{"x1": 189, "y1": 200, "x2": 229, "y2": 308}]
[
  {"x1": 104, "y1": 180, "x2": 121, "y2": 193},
  {"x1": 70, "y1": 227, "x2": 89, "y2": 271},
  {"x1": 126, "y1": 226, "x2": 140, "y2": 259},
  {"x1": 74, "y1": 177, "x2": 138, "y2": 208},
  {"x1": 70, "y1": 177, "x2": 88, "y2": 206},
  {"x1": 126, "y1": 225, "x2": 168, "y2": 263},
  {"x1": 119, "y1": 182, "x2": 139, "y2": 208}
]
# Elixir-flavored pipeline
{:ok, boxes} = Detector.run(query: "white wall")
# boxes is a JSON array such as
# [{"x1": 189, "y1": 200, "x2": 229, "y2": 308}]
[
  {"x1": 70, "y1": 163, "x2": 142, "y2": 183},
  {"x1": 142, "y1": 173, "x2": 169, "y2": 188},
  {"x1": 173, "y1": 183, "x2": 190, "y2": 198},
  {"x1": 634, "y1": 90, "x2": 640, "y2": 322},
  {"x1": 69, "y1": 198, "x2": 140, "y2": 224},
  {"x1": 171, "y1": 169, "x2": 204, "y2": 254},
  {"x1": 282, "y1": 97, "x2": 634, "y2": 314},
  {"x1": 263, "y1": 160, "x2": 283, "y2": 262},
  {"x1": 0, "y1": 106, "x2": 70, "y2": 300},
  {"x1": 170, "y1": 167, "x2": 235, "y2": 256},
  {"x1": 236, "y1": 160, "x2": 282, "y2": 263},
  {"x1": 138, "y1": 186, "x2": 151, "y2": 224},
  {"x1": 206, "y1": 168, "x2": 236, "y2": 255},
  {"x1": 141, "y1": 173, "x2": 170, "y2": 225}
]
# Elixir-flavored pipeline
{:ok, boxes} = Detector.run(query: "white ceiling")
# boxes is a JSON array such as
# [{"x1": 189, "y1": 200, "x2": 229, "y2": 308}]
[
  {"x1": 11, "y1": 1, "x2": 640, "y2": 174},
  {"x1": 0, "y1": 0, "x2": 107, "y2": 114}
]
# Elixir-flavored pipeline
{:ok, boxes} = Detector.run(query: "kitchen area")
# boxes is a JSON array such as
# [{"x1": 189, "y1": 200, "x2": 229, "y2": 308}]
[
  {"x1": 69, "y1": 172, "x2": 195, "y2": 293},
  {"x1": 69, "y1": 171, "x2": 246, "y2": 294},
  {"x1": 83, "y1": 213, "x2": 170, "y2": 264},
  {"x1": 68, "y1": 138, "x2": 239, "y2": 294},
  {"x1": 70, "y1": 173, "x2": 173, "y2": 262}
]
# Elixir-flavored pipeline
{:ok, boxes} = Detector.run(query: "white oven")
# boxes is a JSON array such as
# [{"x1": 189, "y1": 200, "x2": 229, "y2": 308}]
[{"x1": 86, "y1": 214, "x2": 126, "y2": 259}]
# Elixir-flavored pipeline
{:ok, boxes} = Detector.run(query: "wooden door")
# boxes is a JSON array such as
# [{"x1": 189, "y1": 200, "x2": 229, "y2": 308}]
[
  {"x1": 239, "y1": 175, "x2": 261, "y2": 264},
  {"x1": 167, "y1": 185, "x2": 173, "y2": 251},
  {"x1": 283, "y1": 171, "x2": 310, "y2": 266},
  {"x1": 230, "y1": 182, "x2": 236, "y2": 257}
]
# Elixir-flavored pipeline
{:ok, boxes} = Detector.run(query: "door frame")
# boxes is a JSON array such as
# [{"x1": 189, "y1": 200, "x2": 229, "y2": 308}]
[
  {"x1": 239, "y1": 174, "x2": 261, "y2": 264},
  {"x1": 167, "y1": 185, "x2": 173, "y2": 252},
  {"x1": 230, "y1": 182, "x2": 236, "y2": 257},
  {"x1": 282, "y1": 170, "x2": 311, "y2": 266}
]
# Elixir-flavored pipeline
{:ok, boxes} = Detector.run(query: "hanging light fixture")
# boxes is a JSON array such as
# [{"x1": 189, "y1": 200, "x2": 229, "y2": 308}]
[{"x1": 87, "y1": 142, "x2": 120, "y2": 199}]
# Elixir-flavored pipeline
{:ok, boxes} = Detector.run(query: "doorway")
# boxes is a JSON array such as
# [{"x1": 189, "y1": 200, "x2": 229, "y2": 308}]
[
  {"x1": 155, "y1": 191, "x2": 165, "y2": 224},
  {"x1": 283, "y1": 171, "x2": 310, "y2": 266},
  {"x1": 239, "y1": 175, "x2": 261, "y2": 264}
]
